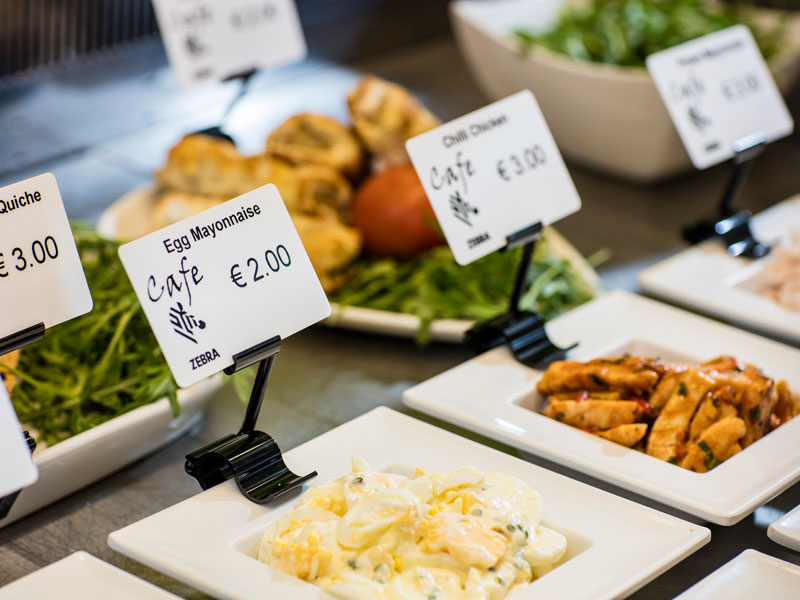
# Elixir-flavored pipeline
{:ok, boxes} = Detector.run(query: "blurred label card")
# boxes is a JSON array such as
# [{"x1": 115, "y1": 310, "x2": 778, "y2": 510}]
[
  {"x1": 0, "y1": 173, "x2": 92, "y2": 339},
  {"x1": 0, "y1": 385, "x2": 38, "y2": 498},
  {"x1": 406, "y1": 90, "x2": 581, "y2": 265},
  {"x1": 152, "y1": 0, "x2": 306, "y2": 88},
  {"x1": 647, "y1": 25, "x2": 793, "y2": 170},
  {"x1": 118, "y1": 185, "x2": 330, "y2": 387}
]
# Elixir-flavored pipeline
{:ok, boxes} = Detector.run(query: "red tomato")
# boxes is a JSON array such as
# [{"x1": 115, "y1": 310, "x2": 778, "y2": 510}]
[{"x1": 350, "y1": 164, "x2": 445, "y2": 259}]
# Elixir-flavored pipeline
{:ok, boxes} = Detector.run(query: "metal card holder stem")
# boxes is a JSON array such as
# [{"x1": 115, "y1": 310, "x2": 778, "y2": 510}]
[
  {"x1": 192, "y1": 68, "x2": 258, "y2": 145},
  {"x1": 464, "y1": 222, "x2": 576, "y2": 368},
  {"x1": 682, "y1": 132, "x2": 770, "y2": 258},
  {"x1": 184, "y1": 335, "x2": 316, "y2": 504},
  {"x1": 0, "y1": 322, "x2": 43, "y2": 520}
]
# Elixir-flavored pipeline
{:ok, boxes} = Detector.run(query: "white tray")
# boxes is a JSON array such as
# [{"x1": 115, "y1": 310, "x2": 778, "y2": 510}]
[
  {"x1": 0, "y1": 551, "x2": 180, "y2": 599},
  {"x1": 2, "y1": 376, "x2": 222, "y2": 527},
  {"x1": 97, "y1": 187, "x2": 599, "y2": 344},
  {"x1": 403, "y1": 290, "x2": 800, "y2": 525},
  {"x1": 639, "y1": 195, "x2": 800, "y2": 345},
  {"x1": 674, "y1": 549, "x2": 800, "y2": 599},
  {"x1": 768, "y1": 504, "x2": 800, "y2": 552},
  {"x1": 108, "y1": 407, "x2": 709, "y2": 600}
]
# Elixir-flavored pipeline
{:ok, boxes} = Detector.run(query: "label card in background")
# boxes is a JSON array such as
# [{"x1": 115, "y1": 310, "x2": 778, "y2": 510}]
[
  {"x1": 152, "y1": 0, "x2": 307, "y2": 88},
  {"x1": 0, "y1": 173, "x2": 93, "y2": 339},
  {"x1": 0, "y1": 385, "x2": 37, "y2": 498},
  {"x1": 406, "y1": 90, "x2": 581, "y2": 265},
  {"x1": 647, "y1": 25, "x2": 793, "y2": 170},
  {"x1": 119, "y1": 185, "x2": 330, "y2": 388}
]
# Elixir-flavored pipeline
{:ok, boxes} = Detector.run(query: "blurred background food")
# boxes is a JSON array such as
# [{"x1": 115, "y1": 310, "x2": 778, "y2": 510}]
[{"x1": 451, "y1": 0, "x2": 800, "y2": 181}]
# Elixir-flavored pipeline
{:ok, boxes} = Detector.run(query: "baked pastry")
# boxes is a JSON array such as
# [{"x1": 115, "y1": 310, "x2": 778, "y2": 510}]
[
  {"x1": 347, "y1": 76, "x2": 440, "y2": 167},
  {"x1": 266, "y1": 113, "x2": 364, "y2": 178},
  {"x1": 0, "y1": 350, "x2": 19, "y2": 394},
  {"x1": 290, "y1": 164, "x2": 353, "y2": 222},
  {"x1": 292, "y1": 214, "x2": 362, "y2": 293},
  {"x1": 150, "y1": 191, "x2": 226, "y2": 231},
  {"x1": 156, "y1": 134, "x2": 276, "y2": 198}
]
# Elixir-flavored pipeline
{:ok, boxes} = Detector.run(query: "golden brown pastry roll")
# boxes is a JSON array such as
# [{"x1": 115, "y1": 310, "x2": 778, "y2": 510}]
[
  {"x1": 347, "y1": 76, "x2": 440, "y2": 167},
  {"x1": 291, "y1": 214, "x2": 362, "y2": 293},
  {"x1": 291, "y1": 164, "x2": 353, "y2": 222},
  {"x1": 150, "y1": 191, "x2": 227, "y2": 231},
  {"x1": 266, "y1": 113, "x2": 364, "y2": 178},
  {"x1": 157, "y1": 134, "x2": 277, "y2": 198},
  {"x1": 0, "y1": 349, "x2": 20, "y2": 394}
]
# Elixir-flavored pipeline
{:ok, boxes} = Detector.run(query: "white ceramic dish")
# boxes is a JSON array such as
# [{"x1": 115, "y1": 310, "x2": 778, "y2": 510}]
[
  {"x1": 450, "y1": 0, "x2": 800, "y2": 181},
  {"x1": 639, "y1": 195, "x2": 800, "y2": 345},
  {"x1": 403, "y1": 290, "x2": 800, "y2": 525},
  {"x1": 97, "y1": 187, "x2": 599, "y2": 344},
  {"x1": 0, "y1": 551, "x2": 180, "y2": 599},
  {"x1": 674, "y1": 549, "x2": 800, "y2": 599},
  {"x1": 2, "y1": 376, "x2": 222, "y2": 527},
  {"x1": 108, "y1": 407, "x2": 709, "y2": 600},
  {"x1": 768, "y1": 505, "x2": 800, "y2": 552}
]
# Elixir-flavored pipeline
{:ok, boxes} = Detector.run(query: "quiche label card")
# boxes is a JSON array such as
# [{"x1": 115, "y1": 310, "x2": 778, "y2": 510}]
[
  {"x1": 0, "y1": 384, "x2": 38, "y2": 498},
  {"x1": 118, "y1": 185, "x2": 330, "y2": 387},
  {"x1": 406, "y1": 90, "x2": 581, "y2": 265},
  {"x1": 647, "y1": 25, "x2": 793, "y2": 170},
  {"x1": 152, "y1": 0, "x2": 307, "y2": 88},
  {"x1": 0, "y1": 173, "x2": 92, "y2": 339}
]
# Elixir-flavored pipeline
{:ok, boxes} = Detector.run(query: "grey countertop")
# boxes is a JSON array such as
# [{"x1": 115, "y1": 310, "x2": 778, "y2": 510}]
[{"x1": 1, "y1": 36, "x2": 799, "y2": 599}]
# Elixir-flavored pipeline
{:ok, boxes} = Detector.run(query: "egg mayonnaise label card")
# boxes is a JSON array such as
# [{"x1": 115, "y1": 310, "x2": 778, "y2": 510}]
[
  {"x1": 118, "y1": 185, "x2": 330, "y2": 387},
  {"x1": 0, "y1": 173, "x2": 93, "y2": 339},
  {"x1": 406, "y1": 90, "x2": 582, "y2": 265},
  {"x1": 152, "y1": 0, "x2": 307, "y2": 88},
  {"x1": 647, "y1": 25, "x2": 793, "y2": 170},
  {"x1": 0, "y1": 384, "x2": 38, "y2": 499}
]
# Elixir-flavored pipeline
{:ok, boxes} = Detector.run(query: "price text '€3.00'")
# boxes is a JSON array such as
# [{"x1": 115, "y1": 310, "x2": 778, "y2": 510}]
[{"x1": 0, "y1": 189, "x2": 62, "y2": 279}]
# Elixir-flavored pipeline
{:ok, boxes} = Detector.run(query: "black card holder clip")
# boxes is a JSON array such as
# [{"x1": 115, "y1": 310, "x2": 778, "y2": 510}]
[
  {"x1": 464, "y1": 222, "x2": 576, "y2": 368},
  {"x1": 184, "y1": 335, "x2": 316, "y2": 504},
  {"x1": 682, "y1": 133, "x2": 770, "y2": 258}
]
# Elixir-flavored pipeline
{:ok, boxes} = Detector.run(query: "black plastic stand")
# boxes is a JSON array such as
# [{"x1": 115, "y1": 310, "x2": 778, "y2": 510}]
[
  {"x1": 0, "y1": 323, "x2": 45, "y2": 520},
  {"x1": 464, "y1": 222, "x2": 576, "y2": 367},
  {"x1": 184, "y1": 335, "x2": 316, "y2": 504},
  {"x1": 682, "y1": 133, "x2": 770, "y2": 258},
  {"x1": 0, "y1": 431, "x2": 36, "y2": 520},
  {"x1": 0, "y1": 322, "x2": 45, "y2": 357},
  {"x1": 193, "y1": 68, "x2": 258, "y2": 145}
]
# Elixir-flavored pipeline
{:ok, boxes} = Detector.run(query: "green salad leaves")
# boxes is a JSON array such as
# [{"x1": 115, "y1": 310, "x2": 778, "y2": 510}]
[
  {"x1": 514, "y1": 0, "x2": 784, "y2": 67},
  {"x1": 332, "y1": 234, "x2": 602, "y2": 344},
  {"x1": 0, "y1": 226, "x2": 178, "y2": 447}
]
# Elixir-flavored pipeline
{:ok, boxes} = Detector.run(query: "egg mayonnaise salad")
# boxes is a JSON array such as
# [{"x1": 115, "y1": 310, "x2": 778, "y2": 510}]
[{"x1": 258, "y1": 458, "x2": 567, "y2": 599}]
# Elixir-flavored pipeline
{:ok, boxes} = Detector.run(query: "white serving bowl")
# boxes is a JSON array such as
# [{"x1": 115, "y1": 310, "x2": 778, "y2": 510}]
[{"x1": 451, "y1": 0, "x2": 800, "y2": 182}]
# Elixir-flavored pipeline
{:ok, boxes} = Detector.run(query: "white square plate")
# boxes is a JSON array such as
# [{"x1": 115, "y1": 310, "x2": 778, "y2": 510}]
[
  {"x1": 674, "y1": 549, "x2": 800, "y2": 599},
  {"x1": 108, "y1": 407, "x2": 709, "y2": 600},
  {"x1": 638, "y1": 195, "x2": 800, "y2": 344},
  {"x1": 403, "y1": 290, "x2": 800, "y2": 525},
  {"x1": 768, "y1": 504, "x2": 800, "y2": 552},
  {"x1": 0, "y1": 552, "x2": 180, "y2": 599}
]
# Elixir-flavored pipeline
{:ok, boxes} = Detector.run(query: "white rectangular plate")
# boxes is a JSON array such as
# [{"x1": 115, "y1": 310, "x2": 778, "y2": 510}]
[
  {"x1": 403, "y1": 290, "x2": 800, "y2": 525},
  {"x1": 638, "y1": 195, "x2": 800, "y2": 344},
  {"x1": 768, "y1": 504, "x2": 800, "y2": 552},
  {"x1": 0, "y1": 551, "x2": 180, "y2": 599},
  {"x1": 674, "y1": 549, "x2": 800, "y2": 599},
  {"x1": 1, "y1": 377, "x2": 222, "y2": 527},
  {"x1": 108, "y1": 407, "x2": 709, "y2": 600}
]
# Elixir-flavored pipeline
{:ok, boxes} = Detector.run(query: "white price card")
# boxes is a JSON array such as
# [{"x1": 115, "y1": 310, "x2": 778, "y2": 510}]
[
  {"x1": 118, "y1": 184, "x2": 330, "y2": 387},
  {"x1": 152, "y1": 0, "x2": 307, "y2": 88},
  {"x1": 647, "y1": 25, "x2": 793, "y2": 170},
  {"x1": 406, "y1": 90, "x2": 581, "y2": 265},
  {"x1": 0, "y1": 173, "x2": 92, "y2": 339},
  {"x1": 0, "y1": 384, "x2": 37, "y2": 498}
]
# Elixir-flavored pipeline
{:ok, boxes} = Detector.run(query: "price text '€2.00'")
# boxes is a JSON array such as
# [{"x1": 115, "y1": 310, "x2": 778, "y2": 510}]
[
  {"x1": 0, "y1": 236, "x2": 59, "y2": 279},
  {"x1": 229, "y1": 244, "x2": 292, "y2": 288}
]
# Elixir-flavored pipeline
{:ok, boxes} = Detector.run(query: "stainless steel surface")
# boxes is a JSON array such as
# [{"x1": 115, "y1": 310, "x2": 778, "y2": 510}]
[{"x1": 1, "y1": 37, "x2": 800, "y2": 599}]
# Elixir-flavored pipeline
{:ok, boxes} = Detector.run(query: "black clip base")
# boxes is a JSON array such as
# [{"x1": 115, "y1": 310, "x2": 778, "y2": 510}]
[
  {"x1": 185, "y1": 335, "x2": 315, "y2": 504},
  {"x1": 682, "y1": 210, "x2": 770, "y2": 258},
  {"x1": 465, "y1": 311, "x2": 576, "y2": 369},
  {"x1": 0, "y1": 431, "x2": 36, "y2": 520},
  {"x1": 464, "y1": 223, "x2": 576, "y2": 368},
  {"x1": 0, "y1": 322, "x2": 45, "y2": 357},
  {"x1": 185, "y1": 431, "x2": 316, "y2": 504}
]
